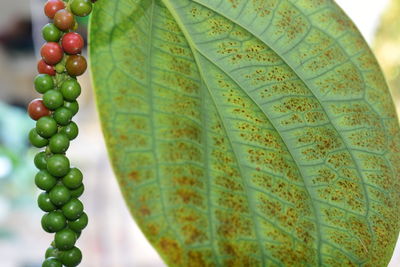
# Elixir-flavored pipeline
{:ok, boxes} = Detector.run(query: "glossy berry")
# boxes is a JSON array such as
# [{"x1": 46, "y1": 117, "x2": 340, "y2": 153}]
[
  {"x1": 41, "y1": 42, "x2": 63, "y2": 65},
  {"x1": 49, "y1": 133, "x2": 70, "y2": 154},
  {"x1": 62, "y1": 168, "x2": 83, "y2": 189},
  {"x1": 61, "y1": 79, "x2": 81, "y2": 101},
  {"x1": 62, "y1": 32, "x2": 84, "y2": 55},
  {"x1": 42, "y1": 257, "x2": 62, "y2": 267},
  {"x1": 38, "y1": 192, "x2": 57, "y2": 212},
  {"x1": 60, "y1": 246, "x2": 82, "y2": 267},
  {"x1": 55, "y1": 228, "x2": 77, "y2": 250},
  {"x1": 38, "y1": 59, "x2": 56, "y2": 76},
  {"x1": 43, "y1": 210, "x2": 67, "y2": 232},
  {"x1": 41, "y1": 213, "x2": 52, "y2": 233},
  {"x1": 29, "y1": 128, "x2": 49, "y2": 148},
  {"x1": 42, "y1": 23, "x2": 62, "y2": 42},
  {"x1": 34, "y1": 74, "x2": 54, "y2": 94},
  {"x1": 66, "y1": 55, "x2": 87, "y2": 76},
  {"x1": 70, "y1": 0, "x2": 92, "y2": 17},
  {"x1": 70, "y1": 184, "x2": 84, "y2": 198},
  {"x1": 68, "y1": 212, "x2": 88, "y2": 232},
  {"x1": 47, "y1": 155, "x2": 70, "y2": 177},
  {"x1": 43, "y1": 90, "x2": 64, "y2": 110},
  {"x1": 60, "y1": 121, "x2": 79, "y2": 140},
  {"x1": 64, "y1": 101, "x2": 79, "y2": 116},
  {"x1": 54, "y1": 107, "x2": 73, "y2": 126},
  {"x1": 44, "y1": 0, "x2": 65, "y2": 19},
  {"x1": 36, "y1": 116, "x2": 57, "y2": 138},
  {"x1": 62, "y1": 198, "x2": 84, "y2": 220},
  {"x1": 49, "y1": 184, "x2": 71, "y2": 206},
  {"x1": 34, "y1": 151, "x2": 48, "y2": 170},
  {"x1": 35, "y1": 170, "x2": 57, "y2": 191},
  {"x1": 45, "y1": 246, "x2": 61, "y2": 259},
  {"x1": 54, "y1": 9, "x2": 75, "y2": 31},
  {"x1": 28, "y1": 99, "x2": 51, "y2": 120}
]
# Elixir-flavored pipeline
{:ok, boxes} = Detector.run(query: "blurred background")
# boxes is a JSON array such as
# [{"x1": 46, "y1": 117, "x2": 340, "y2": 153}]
[{"x1": 0, "y1": 0, "x2": 398, "y2": 266}]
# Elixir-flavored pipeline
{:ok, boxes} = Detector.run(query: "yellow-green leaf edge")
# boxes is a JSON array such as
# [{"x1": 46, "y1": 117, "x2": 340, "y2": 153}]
[{"x1": 89, "y1": 0, "x2": 400, "y2": 266}]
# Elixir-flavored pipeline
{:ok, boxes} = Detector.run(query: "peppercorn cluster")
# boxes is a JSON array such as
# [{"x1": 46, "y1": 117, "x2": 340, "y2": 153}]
[{"x1": 27, "y1": 1, "x2": 94, "y2": 266}]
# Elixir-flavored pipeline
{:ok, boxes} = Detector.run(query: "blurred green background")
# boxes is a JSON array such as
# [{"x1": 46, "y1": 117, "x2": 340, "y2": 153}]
[{"x1": 0, "y1": 0, "x2": 398, "y2": 266}]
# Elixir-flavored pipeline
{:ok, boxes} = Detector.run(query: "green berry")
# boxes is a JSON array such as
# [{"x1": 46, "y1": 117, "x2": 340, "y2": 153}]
[
  {"x1": 29, "y1": 128, "x2": 49, "y2": 148},
  {"x1": 70, "y1": 0, "x2": 92, "y2": 17},
  {"x1": 42, "y1": 23, "x2": 62, "y2": 42},
  {"x1": 43, "y1": 90, "x2": 64, "y2": 110},
  {"x1": 55, "y1": 62, "x2": 66, "y2": 74},
  {"x1": 60, "y1": 246, "x2": 82, "y2": 267},
  {"x1": 36, "y1": 116, "x2": 58, "y2": 138},
  {"x1": 42, "y1": 257, "x2": 62, "y2": 267},
  {"x1": 34, "y1": 151, "x2": 48, "y2": 170},
  {"x1": 62, "y1": 168, "x2": 83, "y2": 189},
  {"x1": 64, "y1": 101, "x2": 79, "y2": 116},
  {"x1": 41, "y1": 213, "x2": 51, "y2": 233},
  {"x1": 34, "y1": 74, "x2": 54, "y2": 94},
  {"x1": 49, "y1": 184, "x2": 71, "y2": 206},
  {"x1": 38, "y1": 192, "x2": 57, "y2": 212},
  {"x1": 35, "y1": 170, "x2": 57, "y2": 191},
  {"x1": 60, "y1": 122, "x2": 79, "y2": 140},
  {"x1": 61, "y1": 79, "x2": 81, "y2": 101},
  {"x1": 45, "y1": 246, "x2": 61, "y2": 259},
  {"x1": 62, "y1": 198, "x2": 83, "y2": 220},
  {"x1": 54, "y1": 107, "x2": 73, "y2": 126},
  {"x1": 44, "y1": 210, "x2": 67, "y2": 232},
  {"x1": 55, "y1": 228, "x2": 77, "y2": 251},
  {"x1": 49, "y1": 133, "x2": 70, "y2": 154},
  {"x1": 68, "y1": 212, "x2": 88, "y2": 232},
  {"x1": 70, "y1": 184, "x2": 84, "y2": 198},
  {"x1": 47, "y1": 154, "x2": 70, "y2": 177}
]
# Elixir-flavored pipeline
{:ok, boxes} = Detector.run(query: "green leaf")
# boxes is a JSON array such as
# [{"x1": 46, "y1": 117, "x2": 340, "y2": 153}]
[{"x1": 89, "y1": 0, "x2": 400, "y2": 265}]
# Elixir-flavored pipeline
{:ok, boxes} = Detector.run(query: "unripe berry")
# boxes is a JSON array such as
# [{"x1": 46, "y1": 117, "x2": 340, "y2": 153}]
[
  {"x1": 34, "y1": 74, "x2": 54, "y2": 94},
  {"x1": 42, "y1": 257, "x2": 62, "y2": 267},
  {"x1": 71, "y1": 0, "x2": 92, "y2": 17},
  {"x1": 42, "y1": 23, "x2": 62, "y2": 42},
  {"x1": 61, "y1": 79, "x2": 81, "y2": 101},
  {"x1": 60, "y1": 246, "x2": 82, "y2": 267},
  {"x1": 54, "y1": 228, "x2": 77, "y2": 250}
]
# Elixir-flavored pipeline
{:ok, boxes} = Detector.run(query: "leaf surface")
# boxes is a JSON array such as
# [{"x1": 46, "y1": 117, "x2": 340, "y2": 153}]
[{"x1": 89, "y1": 0, "x2": 400, "y2": 265}]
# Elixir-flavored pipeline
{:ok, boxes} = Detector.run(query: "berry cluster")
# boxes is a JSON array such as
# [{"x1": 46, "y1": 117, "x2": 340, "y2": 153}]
[{"x1": 27, "y1": 0, "x2": 94, "y2": 266}]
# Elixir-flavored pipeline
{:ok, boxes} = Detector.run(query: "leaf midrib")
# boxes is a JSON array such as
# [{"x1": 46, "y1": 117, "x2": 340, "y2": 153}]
[
  {"x1": 189, "y1": 0, "x2": 376, "y2": 252},
  {"x1": 161, "y1": 0, "x2": 326, "y2": 264}
]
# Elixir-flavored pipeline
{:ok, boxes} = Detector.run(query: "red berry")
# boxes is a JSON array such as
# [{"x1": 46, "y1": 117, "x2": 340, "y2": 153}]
[
  {"x1": 44, "y1": 0, "x2": 65, "y2": 19},
  {"x1": 62, "y1": 32, "x2": 84, "y2": 55},
  {"x1": 37, "y1": 59, "x2": 56, "y2": 76},
  {"x1": 66, "y1": 55, "x2": 87, "y2": 76},
  {"x1": 54, "y1": 9, "x2": 75, "y2": 31},
  {"x1": 28, "y1": 99, "x2": 51, "y2": 120},
  {"x1": 41, "y1": 42, "x2": 64, "y2": 65}
]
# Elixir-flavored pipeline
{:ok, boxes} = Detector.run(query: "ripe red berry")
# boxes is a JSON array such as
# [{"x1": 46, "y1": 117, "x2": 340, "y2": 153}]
[
  {"x1": 54, "y1": 9, "x2": 75, "y2": 31},
  {"x1": 66, "y1": 55, "x2": 87, "y2": 76},
  {"x1": 37, "y1": 59, "x2": 56, "y2": 76},
  {"x1": 41, "y1": 42, "x2": 64, "y2": 65},
  {"x1": 28, "y1": 99, "x2": 51, "y2": 120},
  {"x1": 62, "y1": 32, "x2": 84, "y2": 55},
  {"x1": 44, "y1": 0, "x2": 65, "y2": 19}
]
